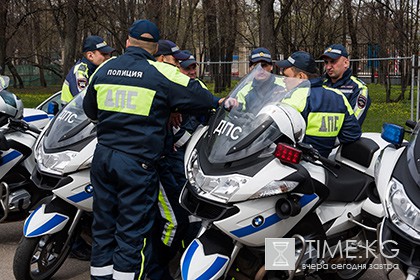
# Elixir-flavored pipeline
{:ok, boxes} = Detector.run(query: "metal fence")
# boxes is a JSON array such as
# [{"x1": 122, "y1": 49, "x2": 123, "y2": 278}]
[
  {"x1": 4, "y1": 56, "x2": 420, "y2": 120},
  {"x1": 197, "y1": 56, "x2": 420, "y2": 120}
]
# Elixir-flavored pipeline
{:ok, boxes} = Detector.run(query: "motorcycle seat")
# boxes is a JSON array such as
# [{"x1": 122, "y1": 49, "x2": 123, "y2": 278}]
[
  {"x1": 325, "y1": 163, "x2": 374, "y2": 202},
  {"x1": 339, "y1": 137, "x2": 380, "y2": 168}
]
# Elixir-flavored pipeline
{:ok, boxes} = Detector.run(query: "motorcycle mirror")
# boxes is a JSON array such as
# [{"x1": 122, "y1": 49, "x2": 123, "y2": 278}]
[
  {"x1": 0, "y1": 132, "x2": 10, "y2": 151},
  {"x1": 406, "y1": 119, "x2": 417, "y2": 129},
  {"x1": 47, "y1": 101, "x2": 59, "y2": 115},
  {"x1": 381, "y1": 123, "x2": 404, "y2": 145}
]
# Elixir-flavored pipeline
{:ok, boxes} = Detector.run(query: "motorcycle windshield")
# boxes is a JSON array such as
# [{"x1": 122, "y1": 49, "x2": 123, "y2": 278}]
[
  {"x1": 205, "y1": 65, "x2": 310, "y2": 163},
  {"x1": 43, "y1": 90, "x2": 95, "y2": 151},
  {"x1": 407, "y1": 122, "x2": 420, "y2": 186},
  {"x1": 0, "y1": 75, "x2": 10, "y2": 91}
]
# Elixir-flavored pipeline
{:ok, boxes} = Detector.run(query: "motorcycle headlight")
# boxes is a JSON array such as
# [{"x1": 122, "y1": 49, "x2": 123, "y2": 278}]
[
  {"x1": 387, "y1": 178, "x2": 420, "y2": 240},
  {"x1": 36, "y1": 143, "x2": 78, "y2": 175},
  {"x1": 185, "y1": 148, "x2": 247, "y2": 202},
  {"x1": 249, "y1": 180, "x2": 299, "y2": 199}
]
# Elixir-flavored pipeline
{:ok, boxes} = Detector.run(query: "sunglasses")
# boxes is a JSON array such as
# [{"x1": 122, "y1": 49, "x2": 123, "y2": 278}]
[{"x1": 251, "y1": 62, "x2": 271, "y2": 68}]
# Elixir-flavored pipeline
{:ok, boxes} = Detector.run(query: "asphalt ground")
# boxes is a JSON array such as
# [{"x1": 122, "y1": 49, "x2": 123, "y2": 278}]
[{"x1": 0, "y1": 221, "x2": 405, "y2": 280}]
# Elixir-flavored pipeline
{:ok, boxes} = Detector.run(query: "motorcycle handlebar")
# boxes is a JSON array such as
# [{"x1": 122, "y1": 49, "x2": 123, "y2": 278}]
[
  {"x1": 9, "y1": 118, "x2": 41, "y2": 134},
  {"x1": 317, "y1": 155, "x2": 340, "y2": 169}
]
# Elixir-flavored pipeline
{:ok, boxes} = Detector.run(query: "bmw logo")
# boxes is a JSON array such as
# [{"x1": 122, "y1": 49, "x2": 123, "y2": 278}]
[
  {"x1": 252, "y1": 215, "x2": 264, "y2": 227},
  {"x1": 85, "y1": 184, "x2": 94, "y2": 193}
]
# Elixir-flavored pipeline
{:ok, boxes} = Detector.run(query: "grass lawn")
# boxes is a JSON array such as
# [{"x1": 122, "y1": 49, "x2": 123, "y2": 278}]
[
  {"x1": 362, "y1": 84, "x2": 414, "y2": 133},
  {"x1": 10, "y1": 83, "x2": 415, "y2": 133},
  {"x1": 11, "y1": 85, "x2": 61, "y2": 108}
]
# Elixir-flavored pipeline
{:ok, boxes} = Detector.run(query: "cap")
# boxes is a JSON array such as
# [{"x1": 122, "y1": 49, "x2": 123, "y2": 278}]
[
  {"x1": 129, "y1": 19, "x2": 160, "y2": 42},
  {"x1": 155, "y1": 40, "x2": 190, "y2": 60},
  {"x1": 249, "y1": 47, "x2": 272, "y2": 65},
  {"x1": 82, "y1": 35, "x2": 115, "y2": 53},
  {"x1": 320, "y1": 44, "x2": 349, "y2": 59},
  {"x1": 180, "y1": 50, "x2": 197, "y2": 68},
  {"x1": 276, "y1": 51, "x2": 317, "y2": 74}
]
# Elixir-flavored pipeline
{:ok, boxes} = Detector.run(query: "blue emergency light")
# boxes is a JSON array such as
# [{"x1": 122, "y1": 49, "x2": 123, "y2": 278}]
[{"x1": 381, "y1": 123, "x2": 404, "y2": 145}]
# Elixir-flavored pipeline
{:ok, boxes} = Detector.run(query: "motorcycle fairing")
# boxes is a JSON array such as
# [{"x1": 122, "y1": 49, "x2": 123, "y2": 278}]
[
  {"x1": 380, "y1": 217, "x2": 420, "y2": 269},
  {"x1": 0, "y1": 149, "x2": 22, "y2": 178},
  {"x1": 181, "y1": 239, "x2": 229, "y2": 280},
  {"x1": 67, "y1": 189, "x2": 93, "y2": 203},
  {"x1": 214, "y1": 193, "x2": 319, "y2": 246},
  {"x1": 23, "y1": 204, "x2": 69, "y2": 237},
  {"x1": 52, "y1": 169, "x2": 93, "y2": 211}
]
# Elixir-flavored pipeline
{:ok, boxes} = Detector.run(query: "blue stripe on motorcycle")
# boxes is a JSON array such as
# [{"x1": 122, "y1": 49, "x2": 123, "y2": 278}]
[
  {"x1": 67, "y1": 191, "x2": 93, "y2": 203},
  {"x1": 182, "y1": 240, "x2": 199, "y2": 280},
  {"x1": 1, "y1": 150, "x2": 22, "y2": 166},
  {"x1": 26, "y1": 214, "x2": 67, "y2": 237},
  {"x1": 182, "y1": 240, "x2": 228, "y2": 280},
  {"x1": 230, "y1": 193, "x2": 318, "y2": 238},
  {"x1": 23, "y1": 114, "x2": 49, "y2": 123},
  {"x1": 196, "y1": 257, "x2": 228, "y2": 280},
  {"x1": 23, "y1": 205, "x2": 39, "y2": 236}
]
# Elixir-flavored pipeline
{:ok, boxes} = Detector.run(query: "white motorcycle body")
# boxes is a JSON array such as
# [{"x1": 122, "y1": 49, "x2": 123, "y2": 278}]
[
  {"x1": 23, "y1": 102, "x2": 96, "y2": 236},
  {"x1": 0, "y1": 107, "x2": 49, "y2": 222},
  {"x1": 376, "y1": 122, "x2": 420, "y2": 279},
  {"x1": 14, "y1": 90, "x2": 98, "y2": 280},
  {"x1": 180, "y1": 67, "x2": 387, "y2": 279}
]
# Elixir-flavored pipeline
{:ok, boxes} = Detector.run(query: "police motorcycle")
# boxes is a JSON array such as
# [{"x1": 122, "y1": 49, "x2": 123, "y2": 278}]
[
  {"x1": 13, "y1": 90, "x2": 94, "y2": 280},
  {"x1": 179, "y1": 66, "x2": 390, "y2": 280},
  {"x1": 375, "y1": 120, "x2": 420, "y2": 280},
  {"x1": 0, "y1": 75, "x2": 50, "y2": 223}
]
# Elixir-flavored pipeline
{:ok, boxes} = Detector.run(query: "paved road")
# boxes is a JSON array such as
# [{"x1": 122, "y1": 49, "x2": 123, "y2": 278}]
[{"x1": 0, "y1": 221, "x2": 405, "y2": 280}]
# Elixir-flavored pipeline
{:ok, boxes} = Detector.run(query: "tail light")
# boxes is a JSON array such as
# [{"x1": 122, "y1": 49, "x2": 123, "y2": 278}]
[{"x1": 274, "y1": 143, "x2": 302, "y2": 164}]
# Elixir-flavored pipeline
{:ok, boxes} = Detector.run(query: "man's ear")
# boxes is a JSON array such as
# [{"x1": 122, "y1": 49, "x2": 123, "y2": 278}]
[
  {"x1": 298, "y1": 72, "x2": 308, "y2": 79},
  {"x1": 85, "y1": 51, "x2": 94, "y2": 61},
  {"x1": 344, "y1": 57, "x2": 350, "y2": 68}
]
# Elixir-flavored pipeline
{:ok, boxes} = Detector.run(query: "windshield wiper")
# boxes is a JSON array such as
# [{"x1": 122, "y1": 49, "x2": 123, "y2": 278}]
[
  {"x1": 226, "y1": 119, "x2": 273, "y2": 155},
  {"x1": 58, "y1": 119, "x2": 92, "y2": 142}
]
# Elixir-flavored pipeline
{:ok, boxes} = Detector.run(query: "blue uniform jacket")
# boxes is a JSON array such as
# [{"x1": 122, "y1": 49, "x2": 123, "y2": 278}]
[
  {"x1": 61, "y1": 57, "x2": 97, "y2": 104},
  {"x1": 284, "y1": 78, "x2": 362, "y2": 157},
  {"x1": 83, "y1": 46, "x2": 219, "y2": 163},
  {"x1": 324, "y1": 68, "x2": 371, "y2": 125}
]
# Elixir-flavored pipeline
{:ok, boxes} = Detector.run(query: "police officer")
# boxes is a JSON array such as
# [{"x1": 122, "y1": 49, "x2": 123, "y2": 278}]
[
  {"x1": 171, "y1": 50, "x2": 207, "y2": 184},
  {"x1": 148, "y1": 45, "x2": 212, "y2": 280},
  {"x1": 321, "y1": 44, "x2": 370, "y2": 125},
  {"x1": 83, "y1": 19, "x2": 221, "y2": 280},
  {"x1": 61, "y1": 35, "x2": 115, "y2": 105},
  {"x1": 236, "y1": 47, "x2": 286, "y2": 113},
  {"x1": 277, "y1": 51, "x2": 361, "y2": 157},
  {"x1": 154, "y1": 39, "x2": 189, "y2": 66}
]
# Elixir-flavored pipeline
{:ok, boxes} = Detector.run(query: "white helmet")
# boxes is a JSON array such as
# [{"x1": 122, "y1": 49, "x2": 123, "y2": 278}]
[
  {"x1": 0, "y1": 90, "x2": 24, "y2": 119},
  {"x1": 257, "y1": 103, "x2": 306, "y2": 143}
]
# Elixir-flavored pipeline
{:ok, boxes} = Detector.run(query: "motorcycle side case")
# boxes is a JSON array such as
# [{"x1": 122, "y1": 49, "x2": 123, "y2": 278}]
[
  {"x1": 23, "y1": 204, "x2": 69, "y2": 237},
  {"x1": 181, "y1": 229, "x2": 232, "y2": 280}
]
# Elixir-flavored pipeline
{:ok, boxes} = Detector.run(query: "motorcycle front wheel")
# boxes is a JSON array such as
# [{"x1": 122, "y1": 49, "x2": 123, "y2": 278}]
[{"x1": 13, "y1": 233, "x2": 72, "y2": 280}]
